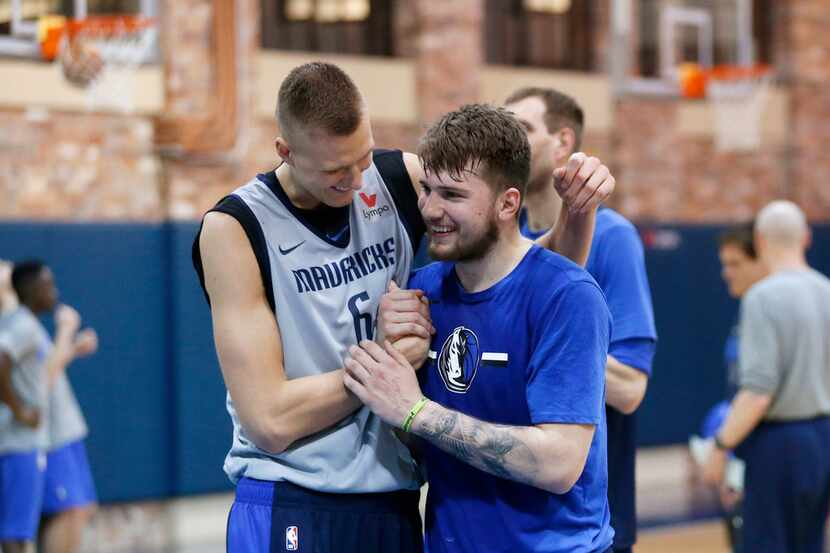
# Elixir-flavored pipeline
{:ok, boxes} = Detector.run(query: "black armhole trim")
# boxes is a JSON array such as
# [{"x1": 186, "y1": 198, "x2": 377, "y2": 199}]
[
  {"x1": 191, "y1": 194, "x2": 276, "y2": 313},
  {"x1": 373, "y1": 149, "x2": 426, "y2": 253}
]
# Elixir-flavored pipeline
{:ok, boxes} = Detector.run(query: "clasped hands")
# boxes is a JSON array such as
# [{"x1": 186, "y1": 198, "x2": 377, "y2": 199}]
[{"x1": 343, "y1": 282, "x2": 434, "y2": 428}]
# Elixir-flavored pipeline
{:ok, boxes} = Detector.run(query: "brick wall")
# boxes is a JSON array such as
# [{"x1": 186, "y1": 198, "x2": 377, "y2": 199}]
[
  {"x1": 0, "y1": 109, "x2": 161, "y2": 220},
  {"x1": 413, "y1": 0, "x2": 483, "y2": 124},
  {"x1": 787, "y1": 0, "x2": 830, "y2": 220},
  {"x1": 610, "y1": 100, "x2": 789, "y2": 222}
]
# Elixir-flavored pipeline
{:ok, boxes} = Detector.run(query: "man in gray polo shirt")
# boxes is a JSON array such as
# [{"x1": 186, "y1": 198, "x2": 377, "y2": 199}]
[{"x1": 704, "y1": 200, "x2": 830, "y2": 553}]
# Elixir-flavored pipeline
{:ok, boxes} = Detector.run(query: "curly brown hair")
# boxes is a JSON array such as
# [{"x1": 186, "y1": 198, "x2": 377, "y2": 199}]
[{"x1": 417, "y1": 104, "x2": 531, "y2": 198}]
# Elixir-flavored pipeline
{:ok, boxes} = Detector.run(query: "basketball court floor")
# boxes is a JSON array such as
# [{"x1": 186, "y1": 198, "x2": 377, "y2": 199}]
[{"x1": 77, "y1": 445, "x2": 830, "y2": 552}]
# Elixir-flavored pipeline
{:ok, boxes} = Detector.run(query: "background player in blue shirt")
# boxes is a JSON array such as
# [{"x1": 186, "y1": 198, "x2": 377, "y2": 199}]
[
  {"x1": 343, "y1": 104, "x2": 614, "y2": 553},
  {"x1": 697, "y1": 222, "x2": 767, "y2": 552},
  {"x1": 717, "y1": 222, "x2": 768, "y2": 399},
  {"x1": 505, "y1": 87, "x2": 657, "y2": 553}
]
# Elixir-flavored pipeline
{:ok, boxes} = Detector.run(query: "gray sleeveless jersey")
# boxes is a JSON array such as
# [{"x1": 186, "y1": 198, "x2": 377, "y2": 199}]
[{"x1": 222, "y1": 162, "x2": 421, "y2": 492}]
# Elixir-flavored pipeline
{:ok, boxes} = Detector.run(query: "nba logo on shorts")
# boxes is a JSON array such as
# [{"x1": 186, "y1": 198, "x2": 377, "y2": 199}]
[{"x1": 285, "y1": 526, "x2": 299, "y2": 551}]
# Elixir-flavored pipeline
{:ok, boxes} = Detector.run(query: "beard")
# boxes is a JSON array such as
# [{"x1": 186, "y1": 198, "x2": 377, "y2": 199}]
[{"x1": 428, "y1": 212, "x2": 500, "y2": 262}]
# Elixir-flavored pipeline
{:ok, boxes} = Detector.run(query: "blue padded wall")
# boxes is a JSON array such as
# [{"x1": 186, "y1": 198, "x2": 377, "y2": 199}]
[
  {"x1": 169, "y1": 222, "x2": 234, "y2": 495},
  {"x1": 0, "y1": 223, "x2": 177, "y2": 501},
  {"x1": 637, "y1": 226, "x2": 741, "y2": 445}
]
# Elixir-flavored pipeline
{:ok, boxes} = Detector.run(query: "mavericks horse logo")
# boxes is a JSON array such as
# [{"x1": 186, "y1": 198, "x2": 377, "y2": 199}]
[{"x1": 437, "y1": 326, "x2": 481, "y2": 393}]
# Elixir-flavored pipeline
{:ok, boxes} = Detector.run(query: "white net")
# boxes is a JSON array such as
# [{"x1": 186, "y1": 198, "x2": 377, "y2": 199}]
[
  {"x1": 60, "y1": 17, "x2": 158, "y2": 113},
  {"x1": 707, "y1": 69, "x2": 770, "y2": 152}
]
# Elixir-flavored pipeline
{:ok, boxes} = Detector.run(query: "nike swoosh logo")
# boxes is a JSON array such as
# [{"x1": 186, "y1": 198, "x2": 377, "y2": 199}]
[{"x1": 278, "y1": 241, "x2": 305, "y2": 255}]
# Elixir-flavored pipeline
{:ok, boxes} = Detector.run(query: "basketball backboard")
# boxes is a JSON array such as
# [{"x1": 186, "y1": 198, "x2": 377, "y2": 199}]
[{"x1": 610, "y1": 0, "x2": 759, "y2": 97}]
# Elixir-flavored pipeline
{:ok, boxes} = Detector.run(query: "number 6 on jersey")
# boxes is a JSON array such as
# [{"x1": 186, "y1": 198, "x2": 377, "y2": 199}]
[{"x1": 348, "y1": 291, "x2": 373, "y2": 342}]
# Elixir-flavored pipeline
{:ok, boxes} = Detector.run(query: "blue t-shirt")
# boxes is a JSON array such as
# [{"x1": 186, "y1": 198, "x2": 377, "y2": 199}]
[
  {"x1": 521, "y1": 207, "x2": 657, "y2": 548},
  {"x1": 410, "y1": 245, "x2": 614, "y2": 553},
  {"x1": 724, "y1": 323, "x2": 740, "y2": 398},
  {"x1": 584, "y1": 209, "x2": 657, "y2": 368}
]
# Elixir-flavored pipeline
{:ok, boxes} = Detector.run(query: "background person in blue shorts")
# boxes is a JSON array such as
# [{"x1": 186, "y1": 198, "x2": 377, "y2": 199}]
[
  {"x1": 504, "y1": 87, "x2": 657, "y2": 553},
  {"x1": 1, "y1": 261, "x2": 85, "y2": 553},
  {"x1": 1, "y1": 259, "x2": 49, "y2": 553},
  {"x1": 10, "y1": 261, "x2": 98, "y2": 553},
  {"x1": 343, "y1": 104, "x2": 614, "y2": 553}
]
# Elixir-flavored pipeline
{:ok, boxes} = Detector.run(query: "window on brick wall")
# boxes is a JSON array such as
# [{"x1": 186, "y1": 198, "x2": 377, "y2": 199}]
[
  {"x1": 484, "y1": 0, "x2": 596, "y2": 71},
  {"x1": 638, "y1": 0, "x2": 774, "y2": 78},
  {"x1": 0, "y1": 0, "x2": 155, "y2": 59},
  {"x1": 261, "y1": 0, "x2": 394, "y2": 57}
]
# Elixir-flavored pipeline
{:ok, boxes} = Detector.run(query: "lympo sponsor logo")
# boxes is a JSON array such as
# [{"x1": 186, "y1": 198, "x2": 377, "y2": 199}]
[
  {"x1": 359, "y1": 191, "x2": 390, "y2": 220},
  {"x1": 363, "y1": 204, "x2": 391, "y2": 220}
]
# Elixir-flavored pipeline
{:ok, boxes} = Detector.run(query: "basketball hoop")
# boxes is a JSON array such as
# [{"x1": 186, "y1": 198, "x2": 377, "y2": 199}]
[
  {"x1": 706, "y1": 64, "x2": 771, "y2": 153},
  {"x1": 40, "y1": 15, "x2": 158, "y2": 113}
]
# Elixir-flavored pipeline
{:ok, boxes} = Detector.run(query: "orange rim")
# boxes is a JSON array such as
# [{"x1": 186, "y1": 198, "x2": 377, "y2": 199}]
[
  {"x1": 678, "y1": 63, "x2": 772, "y2": 99},
  {"x1": 65, "y1": 15, "x2": 156, "y2": 38},
  {"x1": 40, "y1": 15, "x2": 156, "y2": 60},
  {"x1": 707, "y1": 64, "x2": 772, "y2": 82}
]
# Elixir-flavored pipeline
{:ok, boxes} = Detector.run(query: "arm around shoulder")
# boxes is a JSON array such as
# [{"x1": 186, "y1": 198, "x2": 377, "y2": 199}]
[
  {"x1": 200, "y1": 212, "x2": 361, "y2": 454},
  {"x1": 537, "y1": 207, "x2": 596, "y2": 267},
  {"x1": 402, "y1": 152, "x2": 425, "y2": 195}
]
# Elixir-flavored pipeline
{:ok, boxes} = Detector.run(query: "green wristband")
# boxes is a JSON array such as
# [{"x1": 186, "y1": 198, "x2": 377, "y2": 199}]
[{"x1": 402, "y1": 396, "x2": 429, "y2": 433}]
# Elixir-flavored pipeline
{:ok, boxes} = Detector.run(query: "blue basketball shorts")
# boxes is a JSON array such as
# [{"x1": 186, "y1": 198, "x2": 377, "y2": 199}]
[
  {"x1": 0, "y1": 449, "x2": 46, "y2": 541},
  {"x1": 227, "y1": 478, "x2": 423, "y2": 553},
  {"x1": 42, "y1": 439, "x2": 97, "y2": 515},
  {"x1": 738, "y1": 416, "x2": 830, "y2": 553}
]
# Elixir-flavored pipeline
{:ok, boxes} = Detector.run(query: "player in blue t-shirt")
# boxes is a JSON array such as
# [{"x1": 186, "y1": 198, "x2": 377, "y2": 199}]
[
  {"x1": 703, "y1": 223, "x2": 767, "y2": 552},
  {"x1": 342, "y1": 104, "x2": 614, "y2": 553},
  {"x1": 717, "y1": 223, "x2": 767, "y2": 399},
  {"x1": 505, "y1": 87, "x2": 657, "y2": 553}
]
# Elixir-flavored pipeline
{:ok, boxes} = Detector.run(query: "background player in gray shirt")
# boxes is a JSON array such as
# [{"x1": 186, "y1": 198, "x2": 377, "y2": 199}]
[
  {"x1": 0, "y1": 260, "x2": 47, "y2": 447},
  {"x1": 0, "y1": 261, "x2": 82, "y2": 553},
  {"x1": 11, "y1": 261, "x2": 99, "y2": 553},
  {"x1": 704, "y1": 200, "x2": 830, "y2": 553}
]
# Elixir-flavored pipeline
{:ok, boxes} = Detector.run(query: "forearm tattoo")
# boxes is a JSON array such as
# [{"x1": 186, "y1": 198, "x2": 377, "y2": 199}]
[{"x1": 414, "y1": 407, "x2": 540, "y2": 486}]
